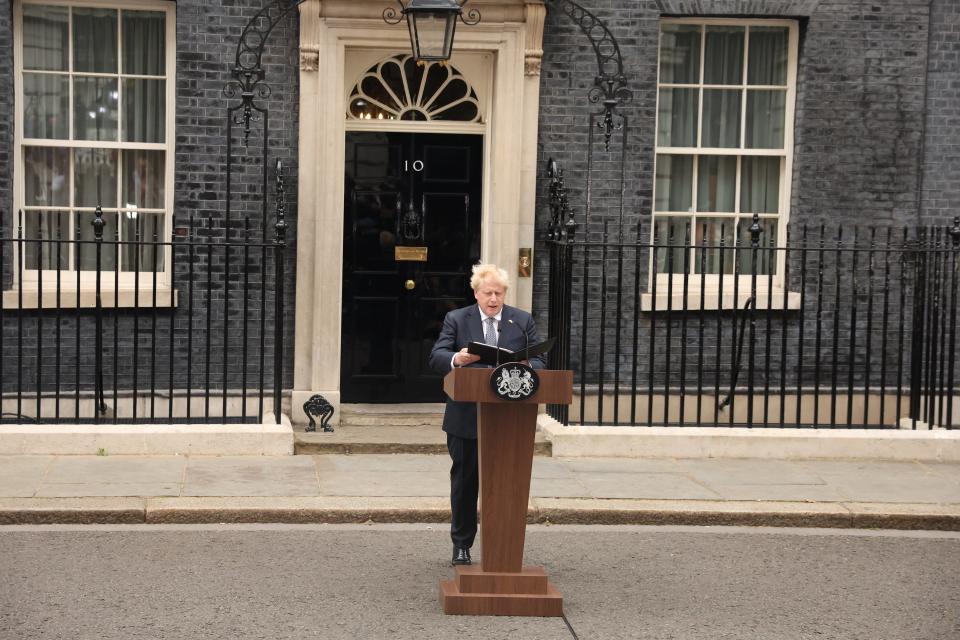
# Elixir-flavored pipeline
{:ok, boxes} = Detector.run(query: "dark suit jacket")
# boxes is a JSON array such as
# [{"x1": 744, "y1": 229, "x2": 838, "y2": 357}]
[{"x1": 429, "y1": 304, "x2": 545, "y2": 439}]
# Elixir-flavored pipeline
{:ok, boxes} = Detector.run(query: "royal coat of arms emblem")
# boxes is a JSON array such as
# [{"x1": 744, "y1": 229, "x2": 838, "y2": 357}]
[{"x1": 490, "y1": 362, "x2": 540, "y2": 401}]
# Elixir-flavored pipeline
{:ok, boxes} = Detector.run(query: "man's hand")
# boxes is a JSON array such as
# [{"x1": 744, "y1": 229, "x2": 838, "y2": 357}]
[{"x1": 454, "y1": 348, "x2": 481, "y2": 367}]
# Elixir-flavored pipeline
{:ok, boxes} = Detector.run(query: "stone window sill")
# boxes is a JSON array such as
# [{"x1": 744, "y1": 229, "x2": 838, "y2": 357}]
[
  {"x1": 640, "y1": 289, "x2": 801, "y2": 312},
  {"x1": 2, "y1": 286, "x2": 178, "y2": 309}
]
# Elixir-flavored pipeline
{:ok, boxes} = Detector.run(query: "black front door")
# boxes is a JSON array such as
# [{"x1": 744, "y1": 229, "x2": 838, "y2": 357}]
[{"x1": 342, "y1": 132, "x2": 483, "y2": 403}]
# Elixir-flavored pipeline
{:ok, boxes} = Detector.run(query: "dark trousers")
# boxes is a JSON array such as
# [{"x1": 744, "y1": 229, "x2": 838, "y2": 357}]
[{"x1": 446, "y1": 433, "x2": 478, "y2": 549}]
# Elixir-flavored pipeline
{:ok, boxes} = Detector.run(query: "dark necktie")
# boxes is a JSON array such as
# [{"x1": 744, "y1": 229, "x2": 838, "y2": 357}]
[{"x1": 484, "y1": 317, "x2": 497, "y2": 346}]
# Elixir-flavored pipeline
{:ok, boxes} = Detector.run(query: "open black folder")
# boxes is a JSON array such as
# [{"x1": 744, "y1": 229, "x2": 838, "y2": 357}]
[{"x1": 466, "y1": 337, "x2": 555, "y2": 366}]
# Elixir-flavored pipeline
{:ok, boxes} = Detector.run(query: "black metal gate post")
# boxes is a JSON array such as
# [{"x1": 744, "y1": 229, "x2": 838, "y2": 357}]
[
  {"x1": 273, "y1": 160, "x2": 287, "y2": 426},
  {"x1": 909, "y1": 229, "x2": 928, "y2": 428},
  {"x1": 92, "y1": 207, "x2": 107, "y2": 422}
]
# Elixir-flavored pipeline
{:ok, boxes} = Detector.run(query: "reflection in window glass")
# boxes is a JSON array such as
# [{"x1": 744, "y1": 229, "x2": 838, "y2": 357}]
[
  {"x1": 123, "y1": 150, "x2": 165, "y2": 210},
  {"x1": 659, "y1": 24, "x2": 700, "y2": 84},
  {"x1": 746, "y1": 90, "x2": 786, "y2": 149},
  {"x1": 121, "y1": 212, "x2": 165, "y2": 271},
  {"x1": 704, "y1": 26, "x2": 744, "y2": 85},
  {"x1": 74, "y1": 148, "x2": 118, "y2": 208},
  {"x1": 16, "y1": 3, "x2": 173, "y2": 276},
  {"x1": 72, "y1": 7, "x2": 117, "y2": 73},
  {"x1": 23, "y1": 74, "x2": 69, "y2": 139},
  {"x1": 657, "y1": 88, "x2": 698, "y2": 147},
  {"x1": 694, "y1": 218, "x2": 736, "y2": 274},
  {"x1": 73, "y1": 77, "x2": 119, "y2": 141},
  {"x1": 653, "y1": 216, "x2": 691, "y2": 275},
  {"x1": 701, "y1": 89, "x2": 741, "y2": 148},
  {"x1": 741, "y1": 157, "x2": 781, "y2": 214},
  {"x1": 697, "y1": 156, "x2": 737, "y2": 213},
  {"x1": 22, "y1": 4, "x2": 68, "y2": 71},
  {"x1": 737, "y1": 217, "x2": 778, "y2": 274},
  {"x1": 655, "y1": 155, "x2": 693, "y2": 212},
  {"x1": 123, "y1": 11, "x2": 165, "y2": 75},
  {"x1": 75, "y1": 211, "x2": 118, "y2": 270},
  {"x1": 24, "y1": 147, "x2": 70, "y2": 207},
  {"x1": 24, "y1": 211, "x2": 71, "y2": 269},
  {"x1": 122, "y1": 79, "x2": 165, "y2": 143},
  {"x1": 748, "y1": 27, "x2": 789, "y2": 86}
]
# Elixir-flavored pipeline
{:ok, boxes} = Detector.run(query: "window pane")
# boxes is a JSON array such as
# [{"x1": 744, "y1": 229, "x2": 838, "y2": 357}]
[
  {"x1": 22, "y1": 4, "x2": 68, "y2": 71},
  {"x1": 73, "y1": 8, "x2": 118, "y2": 73},
  {"x1": 122, "y1": 10, "x2": 166, "y2": 75},
  {"x1": 655, "y1": 155, "x2": 693, "y2": 212},
  {"x1": 653, "y1": 216, "x2": 691, "y2": 274},
  {"x1": 745, "y1": 90, "x2": 786, "y2": 149},
  {"x1": 697, "y1": 156, "x2": 737, "y2": 212},
  {"x1": 659, "y1": 24, "x2": 700, "y2": 84},
  {"x1": 23, "y1": 146, "x2": 69, "y2": 207},
  {"x1": 736, "y1": 217, "x2": 778, "y2": 275},
  {"x1": 121, "y1": 212, "x2": 165, "y2": 271},
  {"x1": 75, "y1": 211, "x2": 118, "y2": 270},
  {"x1": 748, "y1": 27, "x2": 789, "y2": 86},
  {"x1": 701, "y1": 89, "x2": 741, "y2": 148},
  {"x1": 24, "y1": 211, "x2": 70, "y2": 269},
  {"x1": 122, "y1": 78, "x2": 165, "y2": 142},
  {"x1": 73, "y1": 77, "x2": 119, "y2": 141},
  {"x1": 694, "y1": 218, "x2": 736, "y2": 274},
  {"x1": 123, "y1": 150, "x2": 164, "y2": 209},
  {"x1": 657, "y1": 88, "x2": 698, "y2": 147},
  {"x1": 23, "y1": 73, "x2": 69, "y2": 139},
  {"x1": 741, "y1": 157, "x2": 781, "y2": 214},
  {"x1": 704, "y1": 26, "x2": 744, "y2": 85},
  {"x1": 74, "y1": 148, "x2": 118, "y2": 208}
]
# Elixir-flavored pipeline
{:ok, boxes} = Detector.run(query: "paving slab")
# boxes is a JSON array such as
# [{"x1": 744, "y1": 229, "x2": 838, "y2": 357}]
[
  {"x1": 575, "y1": 471, "x2": 722, "y2": 500},
  {"x1": 43, "y1": 455, "x2": 185, "y2": 485},
  {"x1": 317, "y1": 470, "x2": 448, "y2": 497},
  {"x1": 183, "y1": 456, "x2": 320, "y2": 497},
  {"x1": 0, "y1": 456, "x2": 55, "y2": 497},
  {"x1": 530, "y1": 475, "x2": 592, "y2": 498},
  {"x1": 316, "y1": 453, "x2": 449, "y2": 474},
  {"x1": 36, "y1": 482, "x2": 182, "y2": 498},
  {"x1": 558, "y1": 457, "x2": 682, "y2": 474},
  {"x1": 705, "y1": 483, "x2": 850, "y2": 503},
  {"x1": 678, "y1": 458, "x2": 826, "y2": 485}
]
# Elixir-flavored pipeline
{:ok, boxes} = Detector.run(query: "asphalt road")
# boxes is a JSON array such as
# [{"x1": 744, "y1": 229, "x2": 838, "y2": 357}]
[{"x1": 1, "y1": 524, "x2": 958, "y2": 640}]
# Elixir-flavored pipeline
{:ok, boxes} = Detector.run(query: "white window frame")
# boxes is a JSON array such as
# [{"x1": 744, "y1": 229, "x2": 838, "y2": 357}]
[
  {"x1": 647, "y1": 18, "x2": 799, "y2": 309},
  {"x1": 9, "y1": 0, "x2": 176, "y2": 308}
]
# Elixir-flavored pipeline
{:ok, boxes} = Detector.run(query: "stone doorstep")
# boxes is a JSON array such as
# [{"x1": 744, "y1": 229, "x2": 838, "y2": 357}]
[
  {"x1": 538, "y1": 416, "x2": 960, "y2": 462},
  {"x1": 1, "y1": 497, "x2": 958, "y2": 530},
  {"x1": 337, "y1": 403, "x2": 445, "y2": 427},
  {"x1": 0, "y1": 416, "x2": 294, "y2": 456}
]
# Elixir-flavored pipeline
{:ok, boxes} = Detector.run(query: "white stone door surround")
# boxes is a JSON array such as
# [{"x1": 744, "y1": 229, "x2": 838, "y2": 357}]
[{"x1": 292, "y1": 1, "x2": 546, "y2": 423}]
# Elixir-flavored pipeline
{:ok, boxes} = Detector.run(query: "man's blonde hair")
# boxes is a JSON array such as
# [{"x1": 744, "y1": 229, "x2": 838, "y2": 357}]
[{"x1": 470, "y1": 263, "x2": 510, "y2": 291}]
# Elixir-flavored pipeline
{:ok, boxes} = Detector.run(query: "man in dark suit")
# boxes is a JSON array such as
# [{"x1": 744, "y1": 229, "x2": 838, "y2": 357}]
[{"x1": 429, "y1": 264, "x2": 545, "y2": 566}]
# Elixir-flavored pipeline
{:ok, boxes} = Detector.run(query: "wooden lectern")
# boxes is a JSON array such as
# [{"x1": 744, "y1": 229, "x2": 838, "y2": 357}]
[{"x1": 439, "y1": 367, "x2": 573, "y2": 617}]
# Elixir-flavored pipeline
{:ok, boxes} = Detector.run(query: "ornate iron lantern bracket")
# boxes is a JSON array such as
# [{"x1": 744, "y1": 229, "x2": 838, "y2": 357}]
[
  {"x1": 544, "y1": 0, "x2": 632, "y2": 151},
  {"x1": 224, "y1": 0, "x2": 304, "y2": 146},
  {"x1": 547, "y1": 158, "x2": 576, "y2": 242}
]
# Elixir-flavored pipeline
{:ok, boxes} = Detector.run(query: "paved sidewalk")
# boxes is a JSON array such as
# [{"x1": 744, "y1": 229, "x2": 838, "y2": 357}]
[{"x1": 0, "y1": 453, "x2": 958, "y2": 529}]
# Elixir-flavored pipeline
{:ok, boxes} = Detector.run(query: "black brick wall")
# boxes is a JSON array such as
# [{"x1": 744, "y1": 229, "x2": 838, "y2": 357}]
[
  {"x1": 921, "y1": 0, "x2": 960, "y2": 226},
  {"x1": 532, "y1": 0, "x2": 951, "y2": 397},
  {"x1": 0, "y1": 1, "x2": 13, "y2": 249},
  {"x1": 1, "y1": 0, "x2": 301, "y2": 409},
  {"x1": 1, "y1": 0, "x2": 957, "y2": 413}
]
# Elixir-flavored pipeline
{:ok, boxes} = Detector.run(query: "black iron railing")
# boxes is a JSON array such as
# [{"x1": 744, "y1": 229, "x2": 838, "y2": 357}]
[
  {"x1": 0, "y1": 164, "x2": 288, "y2": 426},
  {"x1": 546, "y1": 208, "x2": 960, "y2": 429}
]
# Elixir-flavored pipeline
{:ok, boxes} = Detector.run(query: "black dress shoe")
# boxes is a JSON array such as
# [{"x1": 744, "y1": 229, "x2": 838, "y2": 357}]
[{"x1": 452, "y1": 546, "x2": 472, "y2": 566}]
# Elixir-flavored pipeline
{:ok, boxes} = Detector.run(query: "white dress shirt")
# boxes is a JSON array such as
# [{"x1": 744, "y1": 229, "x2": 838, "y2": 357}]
[{"x1": 452, "y1": 306, "x2": 502, "y2": 368}]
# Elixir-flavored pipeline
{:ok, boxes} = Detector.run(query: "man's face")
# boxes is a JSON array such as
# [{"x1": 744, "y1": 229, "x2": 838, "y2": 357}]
[{"x1": 474, "y1": 279, "x2": 506, "y2": 317}]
